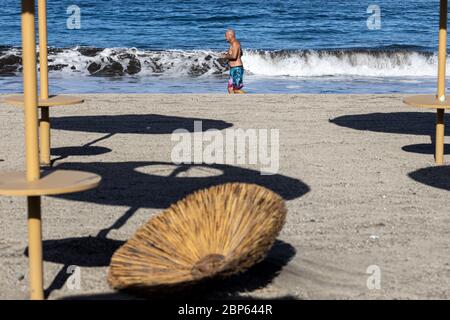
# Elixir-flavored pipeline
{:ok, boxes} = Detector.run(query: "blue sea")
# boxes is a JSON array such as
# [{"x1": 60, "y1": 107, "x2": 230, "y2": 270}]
[{"x1": 0, "y1": 0, "x2": 445, "y2": 93}]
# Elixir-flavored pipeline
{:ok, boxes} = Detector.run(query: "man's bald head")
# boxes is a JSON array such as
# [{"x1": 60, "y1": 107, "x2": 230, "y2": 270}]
[{"x1": 225, "y1": 29, "x2": 236, "y2": 42}]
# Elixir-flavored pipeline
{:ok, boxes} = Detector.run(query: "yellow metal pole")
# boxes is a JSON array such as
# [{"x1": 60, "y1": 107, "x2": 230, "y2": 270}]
[
  {"x1": 436, "y1": 0, "x2": 448, "y2": 165},
  {"x1": 22, "y1": 0, "x2": 44, "y2": 300},
  {"x1": 38, "y1": 0, "x2": 51, "y2": 165},
  {"x1": 40, "y1": 108, "x2": 50, "y2": 165},
  {"x1": 38, "y1": 0, "x2": 48, "y2": 100},
  {"x1": 27, "y1": 196, "x2": 43, "y2": 300}
]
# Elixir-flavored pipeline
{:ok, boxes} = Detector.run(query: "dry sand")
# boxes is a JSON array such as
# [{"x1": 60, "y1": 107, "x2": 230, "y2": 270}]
[{"x1": 0, "y1": 94, "x2": 449, "y2": 300}]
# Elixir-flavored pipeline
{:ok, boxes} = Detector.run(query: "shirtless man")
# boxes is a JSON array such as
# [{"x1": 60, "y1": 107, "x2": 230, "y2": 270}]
[{"x1": 222, "y1": 29, "x2": 245, "y2": 94}]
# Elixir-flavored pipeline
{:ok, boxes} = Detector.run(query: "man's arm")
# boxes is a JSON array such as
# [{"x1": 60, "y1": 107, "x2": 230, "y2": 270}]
[{"x1": 222, "y1": 42, "x2": 240, "y2": 60}]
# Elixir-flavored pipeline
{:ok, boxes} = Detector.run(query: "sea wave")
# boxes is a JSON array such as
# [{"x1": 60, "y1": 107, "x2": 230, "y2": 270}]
[{"x1": 0, "y1": 46, "x2": 439, "y2": 78}]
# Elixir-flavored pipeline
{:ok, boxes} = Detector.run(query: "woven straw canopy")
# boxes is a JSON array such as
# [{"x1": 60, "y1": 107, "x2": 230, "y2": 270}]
[{"x1": 108, "y1": 183, "x2": 287, "y2": 293}]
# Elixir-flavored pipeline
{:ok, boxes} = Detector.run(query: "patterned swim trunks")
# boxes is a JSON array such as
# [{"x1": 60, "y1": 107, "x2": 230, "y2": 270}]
[{"x1": 228, "y1": 66, "x2": 244, "y2": 90}]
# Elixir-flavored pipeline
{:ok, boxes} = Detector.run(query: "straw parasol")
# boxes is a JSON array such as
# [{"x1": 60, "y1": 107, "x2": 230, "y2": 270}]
[
  {"x1": 108, "y1": 183, "x2": 287, "y2": 295},
  {"x1": 3, "y1": 0, "x2": 85, "y2": 166},
  {"x1": 0, "y1": 0, "x2": 101, "y2": 300},
  {"x1": 404, "y1": 0, "x2": 449, "y2": 164}
]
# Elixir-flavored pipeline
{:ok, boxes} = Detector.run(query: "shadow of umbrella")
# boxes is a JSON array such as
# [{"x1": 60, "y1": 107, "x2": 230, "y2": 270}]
[
  {"x1": 330, "y1": 112, "x2": 450, "y2": 136},
  {"x1": 49, "y1": 161, "x2": 309, "y2": 209},
  {"x1": 330, "y1": 112, "x2": 450, "y2": 157},
  {"x1": 40, "y1": 162, "x2": 309, "y2": 298},
  {"x1": 408, "y1": 165, "x2": 450, "y2": 191},
  {"x1": 51, "y1": 114, "x2": 233, "y2": 135},
  {"x1": 25, "y1": 237, "x2": 124, "y2": 267},
  {"x1": 49, "y1": 114, "x2": 233, "y2": 165},
  {"x1": 47, "y1": 240, "x2": 297, "y2": 300}
]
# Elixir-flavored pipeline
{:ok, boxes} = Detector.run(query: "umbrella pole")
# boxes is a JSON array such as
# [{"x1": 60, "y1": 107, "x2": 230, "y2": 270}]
[
  {"x1": 436, "y1": 0, "x2": 448, "y2": 165},
  {"x1": 22, "y1": 0, "x2": 44, "y2": 300},
  {"x1": 38, "y1": 0, "x2": 51, "y2": 165}
]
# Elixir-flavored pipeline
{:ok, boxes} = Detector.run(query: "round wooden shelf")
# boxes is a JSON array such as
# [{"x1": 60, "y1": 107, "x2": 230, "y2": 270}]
[
  {"x1": 403, "y1": 94, "x2": 450, "y2": 109},
  {"x1": 3, "y1": 95, "x2": 84, "y2": 107},
  {"x1": 0, "y1": 170, "x2": 100, "y2": 196}
]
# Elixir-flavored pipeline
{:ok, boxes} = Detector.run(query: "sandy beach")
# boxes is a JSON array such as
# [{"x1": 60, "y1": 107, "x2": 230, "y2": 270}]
[{"x1": 0, "y1": 94, "x2": 449, "y2": 300}]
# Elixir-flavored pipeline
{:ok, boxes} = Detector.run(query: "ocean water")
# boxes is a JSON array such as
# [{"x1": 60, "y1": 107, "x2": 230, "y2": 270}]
[{"x1": 0, "y1": 0, "x2": 445, "y2": 93}]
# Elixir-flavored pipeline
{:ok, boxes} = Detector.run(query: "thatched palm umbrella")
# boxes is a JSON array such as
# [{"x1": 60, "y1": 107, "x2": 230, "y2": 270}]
[
  {"x1": 108, "y1": 183, "x2": 287, "y2": 295},
  {"x1": 4, "y1": 0, "x2": 84, "y2": 166},
  {"x1": 404, "y1": 0, "x2": 450, "y2": 164},
  {"x1": 0, "y1": 0, "x2": 101, "y2": 300}
]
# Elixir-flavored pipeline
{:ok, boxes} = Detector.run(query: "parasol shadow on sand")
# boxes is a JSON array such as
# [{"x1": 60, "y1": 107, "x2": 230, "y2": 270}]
[
  {"x1": 50, "y1": 114, "x2": 233, "y2": 135},
  {"x1": 36, "y1": 162, "x2": 309, "y2": 298},
  {"x1": 330, "y1": 112, "x2": 450, "y2": 155},
  {"x1": 47, "y1": 161, "x2": 309, "y2": 209},
  {"x1": 408, "y1": 165, "x2": 450, "y2": 191},
  {"x1": 330, "y1": 112, "x2": 450, "y2": 136},
  {"x1": 48, "y1": 114, "x2": 233, "y2": 165}
]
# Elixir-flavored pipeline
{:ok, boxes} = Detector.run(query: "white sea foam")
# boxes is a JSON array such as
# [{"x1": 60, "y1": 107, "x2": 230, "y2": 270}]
[
  {"x1": 0, "y1": 46, "x2": 441, "y2": 78},
  {"x1": 242, "y1": 49, "x2": 438, "y2": 77}
]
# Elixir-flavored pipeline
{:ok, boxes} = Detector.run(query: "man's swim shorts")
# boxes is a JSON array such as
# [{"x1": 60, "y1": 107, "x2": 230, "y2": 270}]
[{"x1": 228, "y1": 66, "x2": 244, "y2": 90}]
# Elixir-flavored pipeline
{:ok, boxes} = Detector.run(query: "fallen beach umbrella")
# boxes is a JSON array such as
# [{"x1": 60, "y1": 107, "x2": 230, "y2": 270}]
[
  {"x1": 108, "y1": 183, "x2": 287, "y2": 293},
  {"x1": 403, "y1": 0, "x2": 450, "y2": 164},
  {"x1": 0, "y1": 0, "x2": 101, "y2": 300},
  {"x1": 3, "y1": 0, "x2": 84, "y2": 166}
]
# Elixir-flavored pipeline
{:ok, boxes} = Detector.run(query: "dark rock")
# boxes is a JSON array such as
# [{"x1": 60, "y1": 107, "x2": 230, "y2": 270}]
[
  {"x1": 125, "y1": 58, "x2": 141, "y2": 75},
  {"x1": 71, "y1": 65, "x2": 76, "y2": 70},
  {"x1": 78, "y1": 47, "x2": 103, "y2": 57},
  {"x1": 189, "y1": 63, "x2": 209, "y2": 77},
  {"x1": 0, "y1": 54, "x2": 21, "y2": 66},
  {"x1": 95, "y1": 62, "x2": 124, "y2": 76},
  {"x1": 205, "y1": 55, "x2": 212, "y2": 61},
  {"x1": 87, "y1": 62, "x2": 101, "y2": 74},
  {"x1": 0, "y1": 55, "x2": 20, "y2": 75}
]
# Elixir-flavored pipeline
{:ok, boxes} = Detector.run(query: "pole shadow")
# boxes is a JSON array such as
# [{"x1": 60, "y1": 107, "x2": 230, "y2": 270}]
[
  {"x1": 51, "y1": 146, "x2": 112, "y2": 157},
  {"x1": 402, "y1": 143, "x2": 450, "y2": 155}
]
